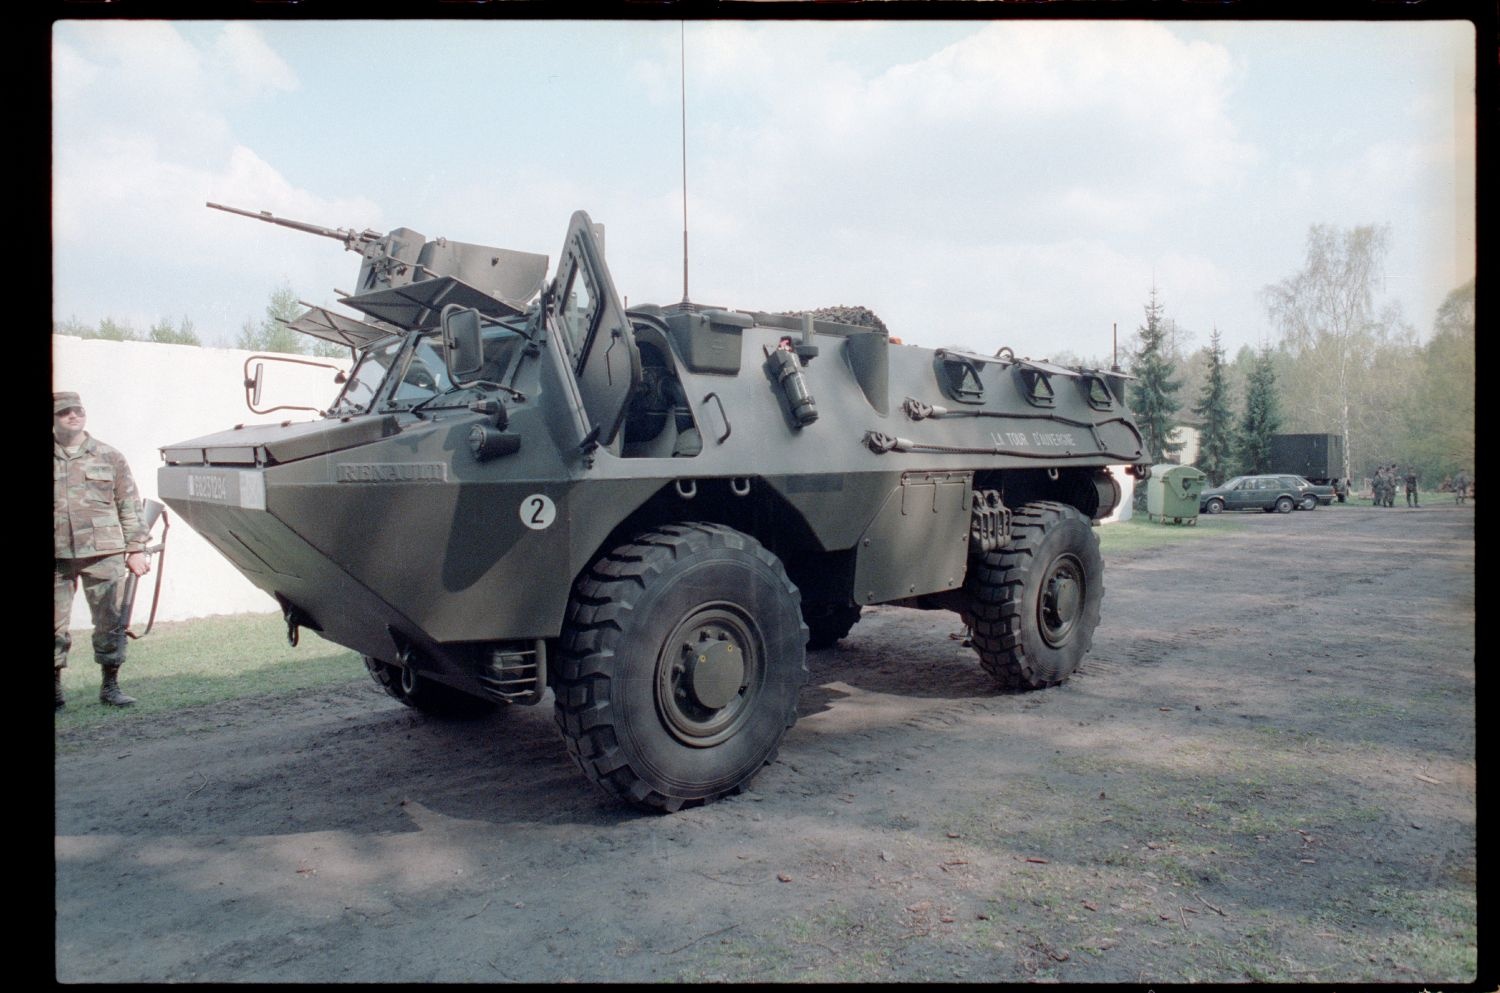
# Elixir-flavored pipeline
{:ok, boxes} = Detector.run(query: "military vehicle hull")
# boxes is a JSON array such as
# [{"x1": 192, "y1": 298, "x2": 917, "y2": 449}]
[{"x1": 163, "y1": 208, "x2": 1145, "y2": 811}]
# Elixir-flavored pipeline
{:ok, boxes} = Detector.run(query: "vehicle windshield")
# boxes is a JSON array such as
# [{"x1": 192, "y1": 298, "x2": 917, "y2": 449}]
[
  {"x1": 329, "y1": 338, "x2": 404, "y2": 415},
  {"x1": 1221, "y1": 477, "x2": 1245, "y2": 490},
  {"x1": 332, "y1": 324, "x2": 528, "y2": 415}
]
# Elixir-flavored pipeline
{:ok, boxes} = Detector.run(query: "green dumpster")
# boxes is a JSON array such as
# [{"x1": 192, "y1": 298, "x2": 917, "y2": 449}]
[{"x1": 1145, "y1": 463, "x2": 1207, "y2": 525}]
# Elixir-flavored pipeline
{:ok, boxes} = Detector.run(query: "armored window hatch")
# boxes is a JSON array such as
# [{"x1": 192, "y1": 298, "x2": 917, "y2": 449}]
[
  {"x1": 342, "y1": 275, "x2": 532, "y2": 331},
  {"x1": 1018, "y1": 367, "x2": 1056, "y2": 407},
  {"x1": 1081, "y1": 374, "x2": 1116, "y2": 410},
  {"x1": 284, "y1": 305, "x2": 402, "y2": 350},
  {"x1": 933, "y1": 350, "x2": 986, "y2": 404}
]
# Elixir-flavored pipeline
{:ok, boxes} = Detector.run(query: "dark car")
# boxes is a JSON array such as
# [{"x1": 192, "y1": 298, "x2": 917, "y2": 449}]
[
  {"x1": 1200, "y1": 474, "x2": 1306, "y2": 515},
  {"x1": 1278, "y1": 474, "x2": 1335, "y2": 510}
]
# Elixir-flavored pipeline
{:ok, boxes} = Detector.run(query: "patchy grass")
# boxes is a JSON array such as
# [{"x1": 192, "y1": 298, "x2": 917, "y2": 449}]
[
  {"x1": 51, "y1": 513, "x2": 1223, "y2": 728},
  {"x1": 54, "y1": 611, "x2": 363, "y2": 729},
  {"x1": 1096, "y1": 515, "x2": 1238, "y2": 553}
]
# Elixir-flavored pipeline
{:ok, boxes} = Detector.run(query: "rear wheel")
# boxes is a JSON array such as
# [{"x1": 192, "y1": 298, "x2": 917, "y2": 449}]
[
  {"x1": 363, "y1": 656, "x2": 497, "y2": 717},
  {"x1": 1275, "y1": 496, "x2": 1295, "y2": 514},
  {"x1": 554, "y1": 523, "x2": 808, "y2": 812},
  {"x1": 962, "y1": 502, "x2": 1103, "y2": 691},
  {"x1": 802, "y1": 601, "x2": 862, "y2": 650},
  {"x1": 1299, "y1": 494, "x2": 1318, "y2": 511}
]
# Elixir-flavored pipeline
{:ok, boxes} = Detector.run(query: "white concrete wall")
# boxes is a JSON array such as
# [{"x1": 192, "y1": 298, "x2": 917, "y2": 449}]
[
  {"x1": 1100, "y1": 465, "x2": 1135, "y2": 524},
  {"x1": 53, "y1": 336, "x2": 349, "y2": 627}
]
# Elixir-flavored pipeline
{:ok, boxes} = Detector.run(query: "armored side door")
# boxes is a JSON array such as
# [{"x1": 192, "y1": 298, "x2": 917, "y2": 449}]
[{"x1": 546, "y1": 211, "x2": 641, "y2": 453}]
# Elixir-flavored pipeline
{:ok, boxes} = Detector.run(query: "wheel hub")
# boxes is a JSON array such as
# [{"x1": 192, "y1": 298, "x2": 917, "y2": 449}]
[
  {"x1": 685, "y1": 637, "x2": 745, "y2": 710},
  {"x1": 656, "y1": 607, "x2": 761, "y2": 747},
  {"x1": 1040, "y1": 556, "x2": 1084, "y2": 648}
]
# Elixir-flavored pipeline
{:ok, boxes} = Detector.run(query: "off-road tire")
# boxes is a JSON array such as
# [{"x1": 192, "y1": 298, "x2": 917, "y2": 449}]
[
  {"x1": 802, "y1": 601, "x2": 862, "y2": 650},
  {"x1": 961, "y1": 501, "x2": 1103, "y2": 691},
  {"x1": 554, "y1": 523, "x2": 809, "y2": 812},
  {"x1": 363, "y1": 656, "x2": 497, "y2": 718}
]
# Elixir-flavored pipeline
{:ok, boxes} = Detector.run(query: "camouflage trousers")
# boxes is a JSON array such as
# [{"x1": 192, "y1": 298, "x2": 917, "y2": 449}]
[{"x1": 54, "y1": 554, "x2": 129, "y2": 670}]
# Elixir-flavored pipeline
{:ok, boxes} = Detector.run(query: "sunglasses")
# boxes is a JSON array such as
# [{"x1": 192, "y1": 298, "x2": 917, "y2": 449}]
[{"x1": 56, "y1": 407, "x2": 85, "y2": 417}]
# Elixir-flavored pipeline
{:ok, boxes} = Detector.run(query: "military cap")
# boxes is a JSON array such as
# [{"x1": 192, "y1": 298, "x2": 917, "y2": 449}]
[{"x1": 54, "y1": 391, "x2": 83, "y2": 414}]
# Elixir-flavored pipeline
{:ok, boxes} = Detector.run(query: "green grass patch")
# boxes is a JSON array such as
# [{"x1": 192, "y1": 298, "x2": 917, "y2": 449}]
[
  {"x1": 55, "y1": 611, "x2": 364, "y2": 730},
  {"x1": 1096, "y1": 515, "x2": 1239, "y2": 553}
]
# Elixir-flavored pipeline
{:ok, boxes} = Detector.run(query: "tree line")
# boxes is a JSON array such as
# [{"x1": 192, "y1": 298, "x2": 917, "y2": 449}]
[
  {"x1": 53, "y1": 283, "x2": 345, "y2": 358},
  {"x1": 1117, "y1": 223, "x2": 1473, "y2": 491}
]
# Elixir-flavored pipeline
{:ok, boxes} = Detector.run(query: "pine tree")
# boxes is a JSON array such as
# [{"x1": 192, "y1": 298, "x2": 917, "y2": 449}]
[
  {"x1": 1127, "y1": 286, "x2": 1183, "y2": 464},
  {"x1": 1191, "y1": 329, "x2": 1236, "y2": 484},
  {"x1": 1236, "y1": 346, "x2": 1282, "y2": 474}
]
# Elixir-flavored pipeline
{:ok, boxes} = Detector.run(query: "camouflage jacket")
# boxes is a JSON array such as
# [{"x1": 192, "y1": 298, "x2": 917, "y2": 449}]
[{"x1": 54, "y1": 433, "x2": 149, "y2": 558}]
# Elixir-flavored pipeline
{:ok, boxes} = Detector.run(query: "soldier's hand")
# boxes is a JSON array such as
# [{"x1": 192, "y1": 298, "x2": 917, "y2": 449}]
[{"x1": 126, "y1": 551, "x2": 151, "y2": 577}]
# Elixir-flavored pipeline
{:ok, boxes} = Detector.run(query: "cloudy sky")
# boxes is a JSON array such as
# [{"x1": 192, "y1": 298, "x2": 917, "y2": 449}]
[{"x1": 51, "y1": 16, "x2": 1475, "y2": 363}]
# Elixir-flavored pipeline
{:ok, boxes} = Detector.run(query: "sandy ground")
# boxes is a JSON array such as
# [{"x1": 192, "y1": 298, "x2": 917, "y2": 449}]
[{"x1": 54, "y1": 501, "x2": 1476, "y2": 983}]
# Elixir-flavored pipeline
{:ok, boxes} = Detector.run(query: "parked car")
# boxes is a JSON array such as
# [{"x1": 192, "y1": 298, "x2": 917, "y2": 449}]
[
  {"x1": 1200, "y1": 475, "x2": 1308, "y2": 515},
  {"x1": 1278, "y1": 474, "x2": 1336, "y2": 510}
]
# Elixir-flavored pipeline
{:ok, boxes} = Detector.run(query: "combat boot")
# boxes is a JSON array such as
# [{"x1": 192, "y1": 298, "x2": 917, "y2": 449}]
[
  {"x1": 99, "y1": 666, "x2": 137, "y2": 707},
  {"x1": 55, "y1": 669, "x2": 66, "y2": 711}
]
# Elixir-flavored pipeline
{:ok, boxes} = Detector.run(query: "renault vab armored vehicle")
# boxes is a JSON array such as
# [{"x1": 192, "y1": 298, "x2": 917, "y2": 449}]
[{"x1": 159, "y1": 205, "x2": 1147, "y2": 811}]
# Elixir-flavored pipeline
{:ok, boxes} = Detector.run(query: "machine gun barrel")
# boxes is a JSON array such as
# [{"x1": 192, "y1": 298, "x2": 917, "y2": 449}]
[{"x1": 206, "y1": 201, "x2": 381, "y2": 252}]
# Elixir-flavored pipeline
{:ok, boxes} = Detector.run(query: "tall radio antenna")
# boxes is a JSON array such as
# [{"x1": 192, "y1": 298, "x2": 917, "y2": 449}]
[{"x1": 680, "y1": 21, "x2": 690, "y2": 304}]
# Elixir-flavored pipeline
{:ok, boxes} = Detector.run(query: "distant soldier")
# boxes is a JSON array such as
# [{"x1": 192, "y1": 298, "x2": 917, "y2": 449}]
[
  {"x1": 54, "y1": 392, "x2": 152, "y2": 710},
  {"x1": 1453, "y1": 468, "x2": 1470, "y2": 504},
  {"x1": 1404, "y1": 468, "x2": 1419, "y2": 507}
]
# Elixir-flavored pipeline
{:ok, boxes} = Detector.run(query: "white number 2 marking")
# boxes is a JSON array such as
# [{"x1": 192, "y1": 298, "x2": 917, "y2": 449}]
[{"x1": 519, "y1": 493, "x2": 557, "y2": 530}]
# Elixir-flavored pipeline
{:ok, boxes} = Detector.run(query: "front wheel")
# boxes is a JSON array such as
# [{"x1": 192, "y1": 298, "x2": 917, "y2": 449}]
[
  {"x1": 554, "y1": 523, "x2": 809, "y2": 812},
  {"x1": 1204, "y1": 498, "x2": 1224, "y2": 515},
  {"x1": 962, "y1": 502, "x2": 1104, "y2": 691}
]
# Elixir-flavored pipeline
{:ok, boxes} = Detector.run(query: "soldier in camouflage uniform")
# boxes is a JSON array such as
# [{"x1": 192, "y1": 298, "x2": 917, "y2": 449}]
[
  {"x1": 54, "y1": 392, "x2": 152, "y2": 709},
  {"x1": 1453, "y1": 468, "x2": 1470, "y2": 504},
  {"x1": 1404, "y1": 467, "x2": 1420, "y2": 507},
  {"x1": 1380, "y1": 466, "x2": 1397, "y2": 508}
]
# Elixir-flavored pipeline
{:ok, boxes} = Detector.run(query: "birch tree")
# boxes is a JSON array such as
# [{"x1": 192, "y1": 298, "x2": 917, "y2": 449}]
[{"x1": 1262, "y1": 223, "x2": 1395, "y2": 483}]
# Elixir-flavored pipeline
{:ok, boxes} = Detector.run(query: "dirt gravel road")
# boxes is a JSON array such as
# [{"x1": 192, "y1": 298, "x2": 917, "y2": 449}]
[{"x1": 54, "y1": 502, "x2": 1476, "y2": 983}]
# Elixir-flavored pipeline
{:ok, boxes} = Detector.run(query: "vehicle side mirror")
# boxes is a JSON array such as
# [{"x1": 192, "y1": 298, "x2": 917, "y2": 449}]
[
  {"x1": 440, "y1": 304, "x2": 484, "y2": 385},
  {"x1": 244, "y1": 361, "x2": 264, "y2": 408},
  {"x1": 240, "y1": 354, "x2": 345, "y2": 415}
]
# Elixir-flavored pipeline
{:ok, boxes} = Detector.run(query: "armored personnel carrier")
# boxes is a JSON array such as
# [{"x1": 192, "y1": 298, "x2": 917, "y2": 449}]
[{"x1": 160, "y1": 205, "x2": 1146, "y2": 811}]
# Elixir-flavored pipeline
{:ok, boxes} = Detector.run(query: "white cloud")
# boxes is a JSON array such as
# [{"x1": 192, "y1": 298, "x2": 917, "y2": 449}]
[
  {"x1": 675, "y1": 20, "x2": 1252, "y2": 257},
  {"x1": 50, "y1": 19, "x2": 1470, "y2": 360},
  {"x1": 52, "y1": 23, "x2": 349, "y2": 337},
  {"x1": 589, "y1": 21, "x2": 1256, "y2": 352},
  {"x1": 212, "y1": 23, "x2": 299, "y2": 99}
]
